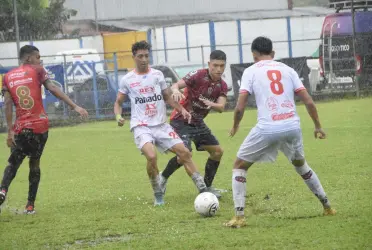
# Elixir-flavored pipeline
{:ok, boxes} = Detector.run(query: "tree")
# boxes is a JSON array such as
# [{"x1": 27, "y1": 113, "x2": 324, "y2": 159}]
[{"x1": 0, "y1": 0, "x2": 77, "y2": 41}]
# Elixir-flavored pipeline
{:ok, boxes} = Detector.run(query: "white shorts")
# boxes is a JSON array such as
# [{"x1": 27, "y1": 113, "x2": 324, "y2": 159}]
[
  {"x1": 132, "y1": 123, "x2": 183, "y2": 153},
  {"x1": 237, "y1": 126, "x2": 305, "y2": 163}
]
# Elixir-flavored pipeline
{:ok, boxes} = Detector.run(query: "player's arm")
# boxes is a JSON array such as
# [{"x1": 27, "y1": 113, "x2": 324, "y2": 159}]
[
  {"x1": 199, "y1": 95, "x2": 227, "y2": 113},
  {"x1": 163, "y1": 87, "x2": 192, "y2": 123},
  {"x1": 233, "y1": 92, "x2": 249, "y2": 129},
  {"x1": 291, "y1": 69, "x2": 325, "y2": 139},
  {"x1": 43, "y1": 79, "x2": 88, "y2": 118},
  {"x1": 171, "y1": 70, "x2": 198, "y2": 102},
  {"x1": 3, "y1": 91, "x2": 14, "y2": 145},
  {"x1": 114, "y1": 92, "x2": 126, "y2": 126}
]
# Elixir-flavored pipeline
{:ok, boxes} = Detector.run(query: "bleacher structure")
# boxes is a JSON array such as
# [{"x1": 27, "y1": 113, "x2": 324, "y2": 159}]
[{"x1": 329, "y1": 0, "x2": 372, "y2": 10}]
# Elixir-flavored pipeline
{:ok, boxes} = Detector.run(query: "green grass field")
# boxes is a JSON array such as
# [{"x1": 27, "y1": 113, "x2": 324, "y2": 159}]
[{"x1": 0, "y1": 98, "x2": 371, "y2": 250}]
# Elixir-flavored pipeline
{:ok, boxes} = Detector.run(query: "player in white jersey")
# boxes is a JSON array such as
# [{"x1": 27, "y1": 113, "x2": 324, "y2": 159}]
[
  {"x1": 224, "y1": 37, "x2": 336, "y2": 228},
  {"x1": 114, "y1": 41, "x2": 208, "y2": 206}
]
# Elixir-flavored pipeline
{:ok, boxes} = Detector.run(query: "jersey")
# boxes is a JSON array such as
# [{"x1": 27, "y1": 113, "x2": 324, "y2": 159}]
[
  {"x1": 2, "y1": 64, "x2": 49, "y2": 134},
  {"x1": 239, "y1": 60, "x2": 306, "y2": 133},
  {"x1": 170, "y1": 69, "x2": 228, "y2": 124},
  {"x1": 119, "y1": 68, "x2": 169, "y2": 130}
]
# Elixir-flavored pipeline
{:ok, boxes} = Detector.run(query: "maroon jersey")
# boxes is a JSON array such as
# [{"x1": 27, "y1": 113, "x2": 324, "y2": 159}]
[
  {"x1": 2, "y1": 64, "x2": 49, "y2": 134},
  {"x1": 170, "y1": 69, "x2": 228, "y2": 124}
]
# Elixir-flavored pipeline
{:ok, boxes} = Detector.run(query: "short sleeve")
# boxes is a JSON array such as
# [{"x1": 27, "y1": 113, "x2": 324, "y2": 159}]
[
  {"x1": 157, "y1": 71, "x2": 168, "y2": 91},
  {"x1": 290, "y1": 68, "x2": 306, "y2": 93},
  {"x1": 182, "y1": 70, "x2": 199, "y2": 87},
  {"x1": 118, "y1": 77, "x2": 129, "y2": 94},
  {"x1": 37, "y1": 66, "x2": 49, "y2": 84},
  {"x1": 239, "y1": 67, "x2": 254, "y2": 95}
]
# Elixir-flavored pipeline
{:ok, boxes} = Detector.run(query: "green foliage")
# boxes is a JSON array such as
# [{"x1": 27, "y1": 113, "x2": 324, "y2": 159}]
[{"x1": 0, "y1": 0, "x2": 76, "y2": 41}]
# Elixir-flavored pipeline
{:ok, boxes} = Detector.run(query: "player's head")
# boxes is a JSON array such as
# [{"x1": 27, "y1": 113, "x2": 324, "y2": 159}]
[
  {"x1": 132, "y1": 40, "x2": 151, "y2": 72},
  {"x1": 251, "y1": 36, "x2": 275, "y2": 62},
  {"x1": 208, "y1": 50, "x2": 226, "y2": 81},
  {"x1": 19, "y1": 45, "x2": 41, "y2": 65}
]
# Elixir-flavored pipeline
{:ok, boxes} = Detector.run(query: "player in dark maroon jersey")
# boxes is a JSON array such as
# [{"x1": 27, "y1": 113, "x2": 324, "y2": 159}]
[
  {"x1": 159, "y1": 50, "x2": 228, "y2": 199},
  {"x1": 0, "y1": 45, "x2": 88, "y2": 214}
]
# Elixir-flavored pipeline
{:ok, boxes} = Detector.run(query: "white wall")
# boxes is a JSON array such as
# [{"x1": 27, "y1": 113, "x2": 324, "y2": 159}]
[
  {"x1": 0, "y1": 36, "x2": 104, "y2": 67},
  {"x1": 150, "y1": 15, "x2": 325, "y2": 67}
]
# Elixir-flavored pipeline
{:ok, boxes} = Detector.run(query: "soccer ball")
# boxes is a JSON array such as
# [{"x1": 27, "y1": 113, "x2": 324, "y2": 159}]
[{"x1": 194, "y1": 192, "x2": 219, "y2": 217}]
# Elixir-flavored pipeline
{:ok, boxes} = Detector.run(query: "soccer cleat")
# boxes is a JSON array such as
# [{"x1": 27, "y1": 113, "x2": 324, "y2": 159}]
[
  {"x1": 206, "y1": 187, "x2": 222, "y2": 199},
  {"x1": 159, "y1": 172, "x2": 167, "y2": 195},
  {"x1": 224, "y1": 216, "x2": 247, "y2": 228},
  {"x1": 154, "y1": 192, "x2": 165, "y2": 206},
  {"x1": 323, "y1": 207, "x2": 336, "y2": 216},
  {"x1": 24, "y1": 202, "x2": 36, "y2": 215}
]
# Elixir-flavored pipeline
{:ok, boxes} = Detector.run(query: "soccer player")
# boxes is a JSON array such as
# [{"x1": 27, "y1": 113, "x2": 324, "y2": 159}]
[
  {"x1": 224, "y1": 37, "x2": 336, "y2": 228},
  {"x1": 0, "y1": 45, "x2": 88, "y2": 214},
  {"x1": 159, "y1": 50, "x2": 228, "y2": 199},
  {"x1": 114, "y1": 41, "x2": 208, "y2": 206}
]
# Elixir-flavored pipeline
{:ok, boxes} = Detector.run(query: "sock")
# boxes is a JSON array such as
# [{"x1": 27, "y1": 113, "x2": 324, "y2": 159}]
[
  {"x1": 162, "y1": 156, "x2": 183, "y2": 179},
  {"x1": 150, "y1": 174, "x2": 162, "y2": 195},
  {"x1": 191, "y1": 172, "x2": 207, "y2": 192},
  {"x1": 294, "y1": 162, "x2": 330, "y2": 208},
  {"x1": 204, "y1": 159, "x2": 220, "y2": 188},
  {"x1": 28, "y1": 167, "x2": 41, "y2": 203},
  {"x1": 232, "y1": 169, "x2": 247, "y2": 216},
  {"x1": 1, "y1": 163, "x2": 22, "y2": 193}
]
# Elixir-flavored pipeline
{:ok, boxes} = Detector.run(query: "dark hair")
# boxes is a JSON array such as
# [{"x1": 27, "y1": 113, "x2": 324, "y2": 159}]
[
  {"x1": 132, "y1": 40, "x2": 151, "y2": 55},
  {"x1": 19, "y1": 45, "x2": 39, "y2": 59},
  {"x1": 251, "y1": 36, "x2": 273, "y2": 55},
  {"x1": 210, "y1": 50, "x2": 226, "y2": 61}
]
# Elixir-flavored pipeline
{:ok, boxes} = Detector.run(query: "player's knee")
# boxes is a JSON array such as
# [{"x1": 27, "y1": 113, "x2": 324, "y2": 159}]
[
  {"x1": 177, "y1": 148, "x2": 192, "y2": 164},
  {"x1": 210, "y1": 147, "x2": 224, "y2": 160},
  {"x1": 292, "y1": 158, "x2": 305, "y2": 167},
  {"x1": 145, "y1": 153, "x2": 157, "y2": 164},
  {"x1": 233, "y1": 158, "x2": 252, "y2": 170}
]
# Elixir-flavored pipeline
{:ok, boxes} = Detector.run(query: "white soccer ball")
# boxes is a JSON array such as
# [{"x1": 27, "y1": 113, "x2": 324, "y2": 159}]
[{"x1": 194, "y1": 192, "x2": 219, "y2": 217}]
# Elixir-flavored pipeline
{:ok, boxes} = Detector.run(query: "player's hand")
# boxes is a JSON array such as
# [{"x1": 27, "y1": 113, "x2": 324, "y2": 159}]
[
  {"x1": 181, "y1": 108, "x2": 192, "y2": 124},
  {"x1": 116, "y1": 114, "x2": 125, "y2": 127},
  {"x1": 199, "y1": 97, "x2": 213, "y2": 109},
  {"x1": 74, "y1": 106, "x2": 89, "y2": 119},
  {"x1": 314, "y1": 128, "x2": 326, "y2": 139},
  {"x1": 6, "y1": 131, "x2": 15, "y2": 148},
  {"x1": 229, "y1": 126, "x2": 239, "y2": 137},
  {"x1": 172, "y1": 90, "x2": 185, "y2": 102}
]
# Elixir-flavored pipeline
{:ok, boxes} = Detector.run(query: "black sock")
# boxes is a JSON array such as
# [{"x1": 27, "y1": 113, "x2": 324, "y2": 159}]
[
  {"x1": 1, "y1": 163, "x2": 22, "y2": 192},
  {"x1": 28, "y1": 167, "x2": 40, "y2": 202},
  {"x1": 162, "y1": 156, "x2": 183, "y2": 179},
  {"x1": 204, "y1": 158, "x2": 220, "y2": 187}
]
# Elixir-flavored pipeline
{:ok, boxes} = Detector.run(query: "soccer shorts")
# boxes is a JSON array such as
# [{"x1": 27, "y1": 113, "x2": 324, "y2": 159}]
[
  {"x1": 170, "y1": 120, "x2": 219, "y2": 152},
  {"x1": 237, "y1": 126, "x2": 305, "y2": 163},
  {"x1": 132, "y1": 123, "x2": 183, "y2": 153},
  {"x1": 8, "y1": 129, "x2": 49, "y2": 165}
]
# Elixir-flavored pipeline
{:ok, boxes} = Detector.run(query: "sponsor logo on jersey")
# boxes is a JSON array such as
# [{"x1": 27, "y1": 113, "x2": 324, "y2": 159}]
[
  {"x1": 281, "y1": 100, "x2": 294, "y2": 108},
  {"x1": 130, "y1": 82, "x2": 141, "y2": 88},
  {"x1": 8, "y1": 71, "x2": 27, "y2": 80},
  {"x1": 134, "y1": 94, "x2": 163, "y2": 104},
  {"x1": 145, "y1": 103, "x2": 157, "y2": 116},
  {"x1": 139, "y1": 86, "x2": 155, "y2": 94},
  {"x1": 271, "y1": 111, "x2": 295, "y2": 121}
]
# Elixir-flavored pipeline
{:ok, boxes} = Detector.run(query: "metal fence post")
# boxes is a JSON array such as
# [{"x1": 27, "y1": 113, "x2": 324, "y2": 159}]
[
  {"x1": 201, "y1": 45, "x2": 205, "y2": 68},
  {"x1": 351, "y1": 0, "x2": 360, "y2": 97},
  {"x1": 92, "y1": 62, "x2": 100, "y2": 119},
  {"x1": 62, "y1": 55, "x2": 68, "y2": 117}
]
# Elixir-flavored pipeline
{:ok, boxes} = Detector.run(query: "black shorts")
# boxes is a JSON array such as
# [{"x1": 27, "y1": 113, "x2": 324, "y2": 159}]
[
  {"x1": 170, "y1": 120, "x2": 219, "y2": 152},
  {"x1": 8, "y1": 129, "x2": 49, "y2": 165}
]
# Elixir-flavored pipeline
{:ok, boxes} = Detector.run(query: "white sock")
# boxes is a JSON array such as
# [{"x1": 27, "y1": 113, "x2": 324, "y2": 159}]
[
  {"x1": 232, "y1": 169, "x2": 247, "y2": 216},
  {"x1": 150, "y1": 174, "x2": 162, "y2": 195},
  {"x1": 294, "y1": 162, "x2": 330, "y2": 208}
]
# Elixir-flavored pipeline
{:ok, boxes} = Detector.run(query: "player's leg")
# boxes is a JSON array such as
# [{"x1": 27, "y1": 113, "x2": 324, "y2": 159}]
[
  {"x1": 168, "y1": 143, "x2": 207, "y2": 193},
  {"x1": 133, "y1": 126, "x2": 164, "y2": 206},
  {"x1": 0, "y1": 135, "x2": 27, "y2": 208},
  {"x1": 155, "y1": 123, "x2": 207, "y2": 193},
  {"x1": 225, "y1": 127, "x2": 277, "y2": 228},
  {"x1": 280, "y1": 129, "x2": 336, "y2": 215},
  {"x1": 24, "y1": 131, "x2": 49, "y2": 214},
  {"x1": 161, "y1": 121, "x2": 191, "y2": 181}
]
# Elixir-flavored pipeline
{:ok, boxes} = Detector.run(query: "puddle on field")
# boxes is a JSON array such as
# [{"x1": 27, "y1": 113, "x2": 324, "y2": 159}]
[{"x1": 62, "y1": 234, "x2": 133, "y2": 248}]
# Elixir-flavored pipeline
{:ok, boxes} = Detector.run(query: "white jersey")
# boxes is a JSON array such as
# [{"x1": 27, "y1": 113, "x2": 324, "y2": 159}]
[
  {"x1": 240, "y1": 60, "x2": 306, "y2": 133},
  {"x1": 119, "y1": 68, "x2": 169, "y2": 130}
]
